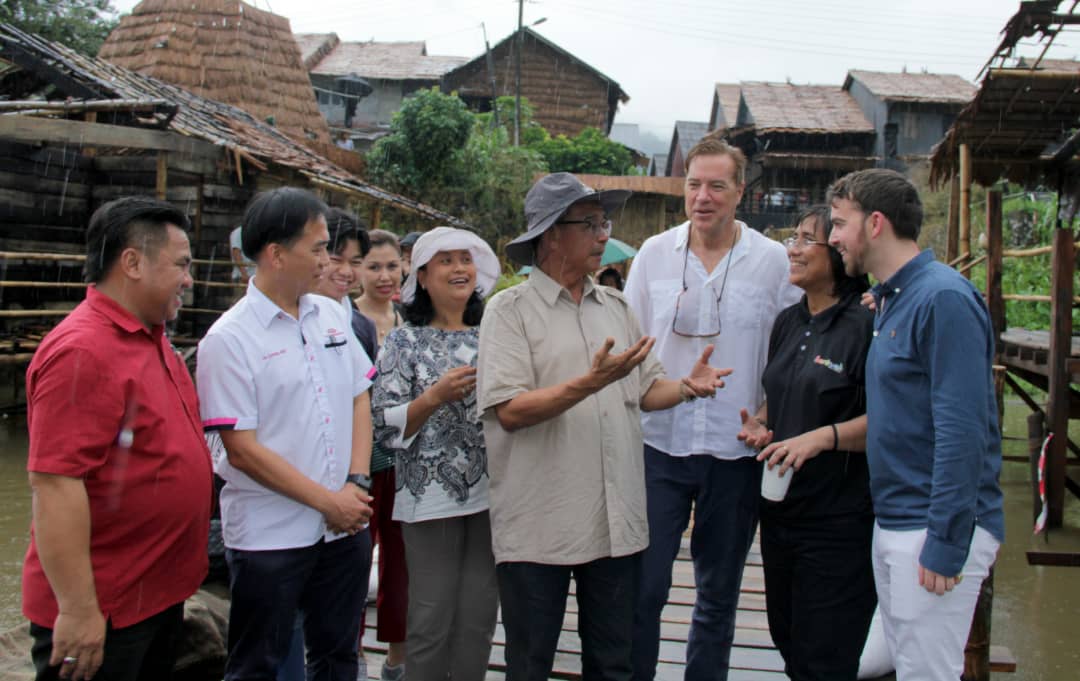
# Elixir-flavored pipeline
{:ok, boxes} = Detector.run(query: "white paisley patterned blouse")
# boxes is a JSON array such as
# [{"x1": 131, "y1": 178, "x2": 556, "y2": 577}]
[{"x1": 372, "y1": 323, "x2": 489, "y2": 523}]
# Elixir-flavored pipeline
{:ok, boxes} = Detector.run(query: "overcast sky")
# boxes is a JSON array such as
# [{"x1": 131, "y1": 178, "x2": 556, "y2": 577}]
[{"x1": 111, "y1": 0, "x2": 1074, "y2": 150}]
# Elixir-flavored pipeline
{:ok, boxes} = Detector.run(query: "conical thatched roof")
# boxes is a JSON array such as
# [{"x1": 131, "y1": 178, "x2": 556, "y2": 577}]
[{"x1": 98, "y1": 0, "x2": 329, "y2": 144}]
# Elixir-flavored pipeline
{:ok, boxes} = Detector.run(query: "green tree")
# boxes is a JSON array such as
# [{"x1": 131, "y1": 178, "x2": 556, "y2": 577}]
[
  {"x1": 367, "y1": 88, "x2": 546, "y2": 243},
  {"x1": 1, "y1": 0, "x2": 118, "y2": 57},
  {"x1": 531, "y1": 127, "x2": 634, "y2": 176}
]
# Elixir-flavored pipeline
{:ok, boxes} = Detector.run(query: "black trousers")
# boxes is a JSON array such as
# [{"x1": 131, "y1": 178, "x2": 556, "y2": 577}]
[
  {"x1": 224, "y1": 532, "x2": 372, "y2": 681},
  {"x1": 497, "y1": 553, "x2": 640, "y2": 681},
  {"x1": 30, "y1": 602, "x2": 184, "y2": 681},
  {"x1": 759, "y1": 513, "x2": 876, "y2": 681}
]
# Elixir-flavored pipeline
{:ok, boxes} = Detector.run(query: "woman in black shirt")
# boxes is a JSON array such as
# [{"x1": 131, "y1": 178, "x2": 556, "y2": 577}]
[{"x1": 738, "y1": 205, "x2": 875, "y2": 681}]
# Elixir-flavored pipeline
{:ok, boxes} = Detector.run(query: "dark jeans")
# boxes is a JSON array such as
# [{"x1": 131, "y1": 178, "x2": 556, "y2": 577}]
[
  {"x1": 632, "y1": 448, "x2": 761, "y2": 681},
  {"x1": 30, "y1": 603, "x2": 183, "y2": 681},
  {"x1": 224, "y1": 531, "x2": 372, "y2": 681},
  {"x1": 760, "y1": 513, "x2": 876, "y2": 681},
  {"x1": 497, "y1": 553, "x2": 640, "y2": 681}
]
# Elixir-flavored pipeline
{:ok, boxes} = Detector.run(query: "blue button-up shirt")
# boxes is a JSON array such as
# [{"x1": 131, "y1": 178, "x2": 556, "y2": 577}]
[{"x1": 866, "y1": 250, "x2": 1004, "y2": 576}]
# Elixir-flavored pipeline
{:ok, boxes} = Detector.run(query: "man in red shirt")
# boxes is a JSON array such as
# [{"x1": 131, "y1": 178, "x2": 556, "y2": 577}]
[{"x1": 22, "y1": 196, "x2": 213, "y2": 681}]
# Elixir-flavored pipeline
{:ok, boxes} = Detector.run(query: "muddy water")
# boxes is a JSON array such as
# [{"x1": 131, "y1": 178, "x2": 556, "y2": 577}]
[{"x1": 0, "y1": 403, "x2": 1077, "y2": 679}]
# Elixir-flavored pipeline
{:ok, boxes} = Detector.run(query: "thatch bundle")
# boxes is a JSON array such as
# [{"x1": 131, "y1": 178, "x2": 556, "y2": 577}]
[{"x1": 99, "y1": 0, "x2": 330, "y2": 144}]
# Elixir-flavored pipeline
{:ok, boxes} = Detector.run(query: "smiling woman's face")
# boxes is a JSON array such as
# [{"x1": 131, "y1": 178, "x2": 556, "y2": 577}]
[
  {"x1": 359, "y1": 243, "x2": 401, "y2": 302},
  {"x1": 786, "y1": 216, "x2": 833, "y2": 294}
]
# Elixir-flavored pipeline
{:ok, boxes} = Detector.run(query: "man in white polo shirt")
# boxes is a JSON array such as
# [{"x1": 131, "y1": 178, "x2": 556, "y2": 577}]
[
  {"x1": 197, "y1": 187, "x2": 376, "y2": 681},
  {"x1": 625, "y1": 137, "x2": 800, "y2": 680}
]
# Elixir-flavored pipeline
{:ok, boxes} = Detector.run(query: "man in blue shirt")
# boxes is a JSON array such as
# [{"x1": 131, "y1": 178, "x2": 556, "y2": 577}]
[{"x1": 827, "y1": 169, "x2": 1003, "y2": 681}]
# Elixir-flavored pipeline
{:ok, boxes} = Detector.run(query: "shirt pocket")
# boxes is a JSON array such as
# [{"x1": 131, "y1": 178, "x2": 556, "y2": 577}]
[
  {"x1": 723, "y1": 280, "x2": 766, "y2": 331},
  {"x1": 647, "y1": 279, "x2": 683, "y2": 329}
]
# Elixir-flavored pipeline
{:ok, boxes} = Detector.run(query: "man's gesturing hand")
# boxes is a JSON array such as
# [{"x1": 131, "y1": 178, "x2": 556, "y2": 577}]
[
  {"x1": 680, "y1": 345, "x2": 733, "y2": 398},
  {"x1": 586, "y1": 336, "x2": 655, "y2": 390}
]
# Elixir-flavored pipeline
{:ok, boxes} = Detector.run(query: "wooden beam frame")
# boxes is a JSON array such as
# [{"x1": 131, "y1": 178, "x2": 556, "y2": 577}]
[{"x1": 0, "y1": 115, "x2": 220, "y2": 158}]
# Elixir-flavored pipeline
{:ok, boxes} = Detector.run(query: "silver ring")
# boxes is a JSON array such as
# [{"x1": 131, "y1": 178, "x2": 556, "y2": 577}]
[{"x1": 62, "y1": 656, "x2": 77, "y2": 664}]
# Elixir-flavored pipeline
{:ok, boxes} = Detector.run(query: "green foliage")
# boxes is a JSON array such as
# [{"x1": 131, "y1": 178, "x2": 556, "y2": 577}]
[
  {"x1": 366, "y1": 88, "x2": 546, "y2": 245},
  {"x1": 530, "y1": 127, "x2": 635, "y2": 176},
  {"x1": 367, "y1": 88, "x2": 474, "y2": 196},
  {"x1": 492, "y1": 273, "x2": 526, "y2": 295},
  {"x1": 475, "y1": 95, "x2": 549, "y2": 147},
  {"x1": 1, "y1": 0, "x2": 118, "y2": 57}
]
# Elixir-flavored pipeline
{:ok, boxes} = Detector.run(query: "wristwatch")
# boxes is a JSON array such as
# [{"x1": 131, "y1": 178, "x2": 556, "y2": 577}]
[{"x1": 346, "y1": 473, "x2": 373, "y2": 492}]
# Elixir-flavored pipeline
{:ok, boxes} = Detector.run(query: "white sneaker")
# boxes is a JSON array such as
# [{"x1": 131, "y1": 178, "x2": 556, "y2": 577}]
[{"x1": 381, "y1": 662, "x2": 405, "y2": 681}]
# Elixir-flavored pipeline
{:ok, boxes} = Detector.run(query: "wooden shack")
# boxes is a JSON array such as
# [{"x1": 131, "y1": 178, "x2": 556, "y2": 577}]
[
  {"x1": 574, "y1": 175, "x2": 685, "y2": 247},
  {"x1": 0, "y1": 23, "x2": 465, "y2": 369},
  {"x1": 441, "y1": 27, "x2": 628, "y2": 138},
  {"x1": 930, "y1": 7, "x2": 1080, "y2": 544},
  {"x1": 717, "y1": 82, "x2": 877, "y2": 231}
]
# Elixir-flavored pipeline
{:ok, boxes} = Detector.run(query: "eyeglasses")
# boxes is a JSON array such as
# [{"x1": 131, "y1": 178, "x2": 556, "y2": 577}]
[
  {"x1": 556, "y1": 216, "x2": 613, "y2": 237},
  {"x1": 672, "y1": 226, "x2": 735, "y2": 338},
  {"x1": 783, "y1": 235, "x2": 827, "y2": 250}
]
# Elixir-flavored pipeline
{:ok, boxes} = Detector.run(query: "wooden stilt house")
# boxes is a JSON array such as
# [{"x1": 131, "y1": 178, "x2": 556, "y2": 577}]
[{"x1": 0, "y1": 23, "x2": 465, "y2": 380}]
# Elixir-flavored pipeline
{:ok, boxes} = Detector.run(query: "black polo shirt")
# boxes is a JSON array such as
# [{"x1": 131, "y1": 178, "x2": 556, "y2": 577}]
[{"x1": 760, "y1": 292, "x2": 874, "y2": 522}]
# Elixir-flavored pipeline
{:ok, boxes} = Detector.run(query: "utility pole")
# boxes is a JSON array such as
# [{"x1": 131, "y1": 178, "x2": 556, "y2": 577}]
[
  {"x1": 482, "y1": 23, "x2": 499, "y2": 128},
  {"x1": 514, "y1": 0, "x2": 523, "y2": 146}
]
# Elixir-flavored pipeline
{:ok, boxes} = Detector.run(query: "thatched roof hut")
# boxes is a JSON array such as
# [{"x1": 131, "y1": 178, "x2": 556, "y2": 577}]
[{"x1": 98, "y1": 0, "x2": 330, "y2": 145}]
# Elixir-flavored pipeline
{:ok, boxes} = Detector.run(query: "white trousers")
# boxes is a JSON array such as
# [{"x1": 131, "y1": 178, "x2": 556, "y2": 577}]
[{"x1": 872, "y1": 523, "x2": 1000, "y2": 681}]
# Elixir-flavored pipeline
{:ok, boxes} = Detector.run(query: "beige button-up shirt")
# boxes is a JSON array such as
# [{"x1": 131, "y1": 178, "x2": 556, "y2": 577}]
[{"x1": 478, "y1": 268, "x2": 666, "y2": 565}]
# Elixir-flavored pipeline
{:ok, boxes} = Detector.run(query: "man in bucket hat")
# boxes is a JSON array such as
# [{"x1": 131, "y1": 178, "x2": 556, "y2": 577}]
[{"x1": 477, "y1": 172, "x2": 733, "y2": 679}]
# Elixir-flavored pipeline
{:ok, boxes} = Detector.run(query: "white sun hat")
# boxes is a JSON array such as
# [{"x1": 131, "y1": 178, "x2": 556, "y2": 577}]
[{"x1": 400, "y1": 227, "x2": 501, "y2": 304}]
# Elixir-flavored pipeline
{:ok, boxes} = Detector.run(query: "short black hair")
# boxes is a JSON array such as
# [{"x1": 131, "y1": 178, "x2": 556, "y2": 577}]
[
  {"x1": 794, "y1": 205, "x2": 870, "y2": 298},
  {"x1": 241, "y1": 187, "x2": 328, "y2": 259},
  {"x1": 84, "y1": 196, "x2": 190, "y2": 284},
  {"x1": 402, "y1": 278, "x2": 485, "y2": 327},
  {"x1": 597, "y1": 267, "x2": 624, "y2": 290},
  {"x1": 326, "y1": 208, "x2": 371, "y2": 258},
  {"x1": 827, "y1": 169, "x2": 923, "y2": 241}
]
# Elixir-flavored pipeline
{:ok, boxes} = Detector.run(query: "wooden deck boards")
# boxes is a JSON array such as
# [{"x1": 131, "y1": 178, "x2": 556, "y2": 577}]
[
  {"x1": 360, "y1": 538, "x2": 1014, "y2": 678},
  {"x1": 360, "y1": 540, "x2": 786, "y2": 680}
]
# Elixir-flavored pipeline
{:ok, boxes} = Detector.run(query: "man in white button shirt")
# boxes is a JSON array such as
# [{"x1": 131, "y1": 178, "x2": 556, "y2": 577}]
[
  {"x1": 625, "y1": 138, "x2": 800, "y2": 681},
  {"x1": 197, "y1": 187, "x2": 376, "y2": 681}
]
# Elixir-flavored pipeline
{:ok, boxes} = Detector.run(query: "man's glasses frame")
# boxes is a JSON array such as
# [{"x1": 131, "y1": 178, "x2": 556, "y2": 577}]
[{"x1": 555, "y1": 216, "x2": 613, "y2": 238}]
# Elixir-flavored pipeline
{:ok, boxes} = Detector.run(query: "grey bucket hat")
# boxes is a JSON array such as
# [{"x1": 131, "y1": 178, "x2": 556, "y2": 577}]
[{"x1": 505, "y1": 172, "x2": 631, "y2": 266}]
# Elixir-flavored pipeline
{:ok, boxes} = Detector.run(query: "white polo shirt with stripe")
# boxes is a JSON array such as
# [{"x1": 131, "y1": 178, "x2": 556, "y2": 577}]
[{"x1": 196, "y1": 280, "x2": 375, "y2": 551}]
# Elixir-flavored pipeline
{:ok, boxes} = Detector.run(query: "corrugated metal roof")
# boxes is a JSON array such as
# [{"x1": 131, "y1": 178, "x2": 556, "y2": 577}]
[
  {"x1": 299, "y1": 35, "x2": 468, "y2": 80},
  {"x1": 845, "y1": 69, "x2": 976, "y2": 103},
  {"x1": 740, "y1": 82, "x2": 873, "y2": 133}
]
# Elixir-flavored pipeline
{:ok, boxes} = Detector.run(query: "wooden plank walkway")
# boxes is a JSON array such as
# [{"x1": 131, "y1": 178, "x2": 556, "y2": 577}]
[{"x1": 360, "y1": 539, "x2": 787, "y2": 680}]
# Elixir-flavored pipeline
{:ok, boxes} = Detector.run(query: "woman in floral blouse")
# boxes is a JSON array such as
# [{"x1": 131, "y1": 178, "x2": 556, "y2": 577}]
[{"x1": 371, "y1": 227, "x2": 501, "y2": 681}]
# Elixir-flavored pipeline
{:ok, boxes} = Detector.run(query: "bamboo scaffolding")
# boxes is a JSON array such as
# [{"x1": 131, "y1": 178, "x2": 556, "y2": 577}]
[
  {"x1": 957, "y1": 254, "x2": 987, "y2": 274},
  {"x1": 0, "y1": 251, "x2": 234, "y2": 268}
]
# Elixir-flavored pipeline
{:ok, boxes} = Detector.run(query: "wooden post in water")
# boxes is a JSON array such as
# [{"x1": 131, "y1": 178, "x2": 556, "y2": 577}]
[
  {"x1": 964, "y1": 364, "x2": 1007, "y2": 681},
  {"x1": 959, "y1": 144, "x2": 972, "y2": 278},
  {"x1": 985, "y1": 189, "x2": 1005, "y2": 345},
  {"x1": 1045, "y1": 227, "x2": 1073, "y2": 527},
  {"x1": 963, "y1": 568, "x2": 994, "y2": 681},
  {"x1": 946, "y1": 175, "x2": 961, "y2": 264}
]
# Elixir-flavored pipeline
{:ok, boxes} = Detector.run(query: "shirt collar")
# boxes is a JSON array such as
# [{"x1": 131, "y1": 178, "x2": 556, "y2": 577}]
[
  {"x1": 246, "y1": 278, "x2": 321, "y2": 328},
  {"x1": 85, "y1": 286, "x2": 158, "y2": 336},
  {"x1": 794, "y1": 291, "x2": 860, "y2": 332},
  {"x1": 871, "y1": 249, "x2": 935, "y2": 303},
  {"x1": 673, "y1": 220, "x2": 751, "y2": 277},
  {"x1": 528, "y1": 265, "x2": 602, "y2": 306}
]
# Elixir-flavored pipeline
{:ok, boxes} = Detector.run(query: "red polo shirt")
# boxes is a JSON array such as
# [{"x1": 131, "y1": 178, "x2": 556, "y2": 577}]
[{"x1": 22, "y1": 287, "x2": 212, "y2": 629}]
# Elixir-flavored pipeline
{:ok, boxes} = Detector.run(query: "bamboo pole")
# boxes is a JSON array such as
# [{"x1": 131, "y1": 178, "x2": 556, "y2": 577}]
[
  {"x1": 1002, "y1": 294, "x2": 1080, "y2": 303},
  {"x1": 986, "y1": 190, "x2": 1005, "y2": 343},
  {"x1": 156, "y1": 151, "x2": 168, "y2": 201},
  {"x1": 0, "y1": 252, "x2": 234, "y2": 268},
  {"x1": 1046, "y1": 228, "x2": 1074, "y2": 527},
  {"x1": 959, "y1": 144, "x2": 972, "y2": 279},
  {"x1": 956, "y1": 254, "x2": 987, "y2": 275},
  {"x1": 0, "y1": 310, "x2": 71, "y2": 318},
  {"x1": 946, "y1": 176, "x2": 960, "y2": 263}
]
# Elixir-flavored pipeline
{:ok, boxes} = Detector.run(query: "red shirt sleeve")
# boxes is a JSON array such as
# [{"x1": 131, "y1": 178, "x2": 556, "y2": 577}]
[{"x1": 27, "y1": 344, "x2": 126, "y2": 477}]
